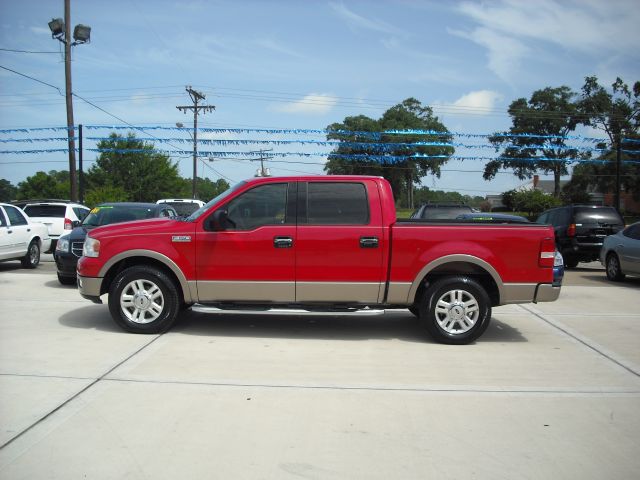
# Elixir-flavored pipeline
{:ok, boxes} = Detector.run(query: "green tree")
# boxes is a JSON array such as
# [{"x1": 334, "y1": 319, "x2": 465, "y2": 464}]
[
  {"x1": 16, "y1": 170, "x2": 70, "y2": 200},
  {"x1": 192, "y1": 177, "x2": 230, "y2": 201},
  {"x1": 86, "y1": 133, "x2": 184, "y2": 202},
  {"x1": 325, "y1": 98, "x2": 454, "y2": 208},
  {"x1": 564, "y1": 76, "x2": 640, "y2": 205},
  {"x1": 504, "y1": 189, "x2": 561, "y2": 216},
  {"x1": 83, "y1": 185, "x2": 128, "y2": 207},
  {"x1": 0, "y1": 179, "x2": 17, "y2": 202},
  {"x1": 484, "y1": 87, "x2": 581, "y2": 197}
]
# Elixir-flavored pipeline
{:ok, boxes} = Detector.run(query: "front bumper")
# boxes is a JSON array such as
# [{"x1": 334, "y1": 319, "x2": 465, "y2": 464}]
[
  {"x1": 55, "y1": 250, "x2": 79, "y2": 278},
  {"x1": 77, "y1": 274, "x2": 103, "y2": 304}
]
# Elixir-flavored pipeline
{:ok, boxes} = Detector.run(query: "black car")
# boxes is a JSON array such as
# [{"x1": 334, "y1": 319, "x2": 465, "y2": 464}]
[
  {"x1": 410, "y1": 203, "x2": 474, "y2": 220},
  {"x1": 536, "y1": 205, "x2": 624, "y2": 268},
  {"x1": 54, "y1": 202, "x2": 178, "y2": 285}
]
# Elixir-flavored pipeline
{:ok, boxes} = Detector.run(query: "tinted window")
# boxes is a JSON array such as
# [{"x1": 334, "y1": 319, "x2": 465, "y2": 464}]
[
  {"x1": 5, "y1": 205, "x2": 28, "y2": 226},
  {"x1": 420, "y1": 206, "x2": 473, "y2": 220},
  {"x1": 574, "y1": 207, "x2": 623, "y2": 225},
  {"x1": 623, "y1": 224, "x2": 640, "y2": 240},
  {"x1": 226, "y1": 183, "x2": 288, "y2": 230},
  {"x1": 537, "y1": 212, "x2": 549, "y2": 224},
  {"x1": 307, "y1": 182, "x2": 369, "y2": 225},
  {"x1": 163, "y1": 202, "x2": 201, "y2": 216},
  {"x1": 24, "y1": 205, "x2": 66, "y2": 217},
  {"x1": 73, "y1": 207, "x2": 89, "y2": 221}
]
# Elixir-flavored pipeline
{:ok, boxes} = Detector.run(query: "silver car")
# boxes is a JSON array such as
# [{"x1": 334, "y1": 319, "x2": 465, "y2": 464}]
[{"x1": 600, "y1": 222, "x2": 640, "y2": 281}]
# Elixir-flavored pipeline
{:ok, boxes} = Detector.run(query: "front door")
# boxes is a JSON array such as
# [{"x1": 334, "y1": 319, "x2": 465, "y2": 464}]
[{"x1": 195, "y1": 182, "x2": 296, "y2": 303}]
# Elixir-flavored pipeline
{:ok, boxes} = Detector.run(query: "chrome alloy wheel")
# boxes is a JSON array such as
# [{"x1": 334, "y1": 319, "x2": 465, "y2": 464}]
[
  {"x1": 120, "y1": 279, "x2": 165, "y2": 324},
  {"x1": 28, "y1": 243, "x2": 39, "y2": 265},
  {"x1": 606, "y1": 254, "x2": 620, "y2": 279},
  {"x1": 434, "y1": 289, "x2": 480, "y2": 334}
]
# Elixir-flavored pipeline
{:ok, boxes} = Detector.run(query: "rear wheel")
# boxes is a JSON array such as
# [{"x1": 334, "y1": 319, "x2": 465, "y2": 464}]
[
  {"x1": 108, "y1": 265, "x2": 181, "y2": 333},
  {"x1": 564, "y1": 256, "x2": 579, "y2": 269},
  {"x1": 605, "y1": 253, "x2": 625, "y2": 281},
  {"x1": 21, "y1": 240, "x2": 40, "y2": 269},
  {"x1": 419, "y1": 276, "x2": 491, "y2": 345}
]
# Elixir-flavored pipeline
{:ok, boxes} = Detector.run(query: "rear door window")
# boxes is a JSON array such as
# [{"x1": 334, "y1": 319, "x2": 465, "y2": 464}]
[
  {"x1": 4, "y1": 205, "x2": 28, "y2": 226},
  {"x1": 306, "y1": 182, "x2": 369, "y2": 225}
]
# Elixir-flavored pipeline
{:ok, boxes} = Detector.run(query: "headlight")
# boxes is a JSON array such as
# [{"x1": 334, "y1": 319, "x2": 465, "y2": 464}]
[
  {"x1": 56, "y1": 235, "x2": 70, "y2": 253},
  {"x1": 83, "y1": 236, "x2": 101, "y2": 257},
  {"x1": 554, "y1": 250, "x2": 564, "y2": 267}
]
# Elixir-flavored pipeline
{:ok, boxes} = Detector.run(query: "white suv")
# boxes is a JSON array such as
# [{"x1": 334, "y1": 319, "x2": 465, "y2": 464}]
[{"x1": 22, "y1": 202, "x2": 90, "y2": 252}]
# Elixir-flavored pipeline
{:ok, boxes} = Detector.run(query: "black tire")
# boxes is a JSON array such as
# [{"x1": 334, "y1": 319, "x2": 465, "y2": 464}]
[
  {"x1": 108, "y1": 265, "x2": 181, "y2": 333},
  {"x1": 408, "y1": 305, "x2": 420, "y2": 317},
  {"x1": 419, "y1": 276, "x2": 492, "y2": 345},
  {"x1": 605, "y1": 253, "x2": 625, "y2": 282},
  {"x1": 21, "y1": 240, "x2": 40, "y2": 269},
  {"x1": 57, "y1": 273, "x2": 76, "y2": 285},
  {"x1": 564, "y1": 256, "x2": 579, "y2": 269}
]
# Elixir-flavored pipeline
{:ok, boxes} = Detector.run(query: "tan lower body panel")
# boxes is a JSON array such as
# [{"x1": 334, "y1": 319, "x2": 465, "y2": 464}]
[{"x1": 296, "y1": 282, "x2": 382, "y2": 304}]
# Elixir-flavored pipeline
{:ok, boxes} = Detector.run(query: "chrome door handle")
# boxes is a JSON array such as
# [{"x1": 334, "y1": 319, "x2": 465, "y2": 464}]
[
  {"x1": 360, "y1": 237, "x2": 379, "y2": 248},
  {"x1": 274, "y1": 236, "x2": 294, "y2": 248}
]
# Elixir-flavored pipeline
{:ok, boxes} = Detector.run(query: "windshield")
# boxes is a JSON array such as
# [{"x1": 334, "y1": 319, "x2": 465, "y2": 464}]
[
  {"x1": 82, "y1": 205, "x2": 158, "y2": 227},
  {"x1": 186, "y1": 182, "x2": 246, "y2": 221}
]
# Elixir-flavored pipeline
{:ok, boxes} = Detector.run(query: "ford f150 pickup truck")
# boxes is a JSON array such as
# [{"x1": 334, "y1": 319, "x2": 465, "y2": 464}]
[{"x1": 77, "y1": 176, "x2": 562, "y2": 344}]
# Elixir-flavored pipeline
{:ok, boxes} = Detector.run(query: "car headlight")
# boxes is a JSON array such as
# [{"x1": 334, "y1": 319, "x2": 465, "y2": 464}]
[
  {"x1": 56, "y1": 235, "x2": 70, "y2": 253},
  {"x1": 83, "y1": 236, "x2": 101, "y2": 258},
  {"x1": 554, "y1": 250, "x2": 564, "y2": 267}
]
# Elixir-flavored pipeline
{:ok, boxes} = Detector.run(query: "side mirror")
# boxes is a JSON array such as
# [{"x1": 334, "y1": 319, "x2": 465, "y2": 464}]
[
  {"x1": 72, "y1": 220, "x2": 81, "y2": 228},
  {"x1": 207, "y1": 210, "x2": 234, "y2": 231}
]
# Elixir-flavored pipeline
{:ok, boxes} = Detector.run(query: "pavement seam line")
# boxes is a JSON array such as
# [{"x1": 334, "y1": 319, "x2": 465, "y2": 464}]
[
  {"x1": 519, "y1": 304, "x2": 640, "y2": 378},
  {"x1": 101, "y1": 377, "x2": 640, "y2": 396},
  {"x1": 0, "y1": 334, "x2": 163, "y2": 451}
]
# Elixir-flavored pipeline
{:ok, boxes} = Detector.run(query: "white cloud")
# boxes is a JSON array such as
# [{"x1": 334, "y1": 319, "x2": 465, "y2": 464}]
[
  {"x1": 329, "y1": 2, "x2": 403, "y2": 36},
  {"x1": 453, "y1": 0, "x2": 640, "y2": 81},
  {"x1": 452, "y1": 90, "x2": 503, "y2": 112},
  {"x1": 272, "y1": 93, "x2": 339, "y2": 115}
]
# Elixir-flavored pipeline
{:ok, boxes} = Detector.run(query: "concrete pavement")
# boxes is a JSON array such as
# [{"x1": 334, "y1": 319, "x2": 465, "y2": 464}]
[{"x1": 0, "y1": 260, "x2": 638, "y2": 479}]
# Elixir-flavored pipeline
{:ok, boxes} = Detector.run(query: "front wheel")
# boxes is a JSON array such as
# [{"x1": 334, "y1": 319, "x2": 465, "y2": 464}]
[
  {"x1": 419, "y1": 276, "x2": 492, "y2": 345},
  {"x1": 605, "y1": 253, "x2": 625, "y2": 281},
  {"x1": 108, "y1": 265, "x2": 181, "y2": 333},
  {"x1": 21, "y1": 240, "x2": 40, "y2": 268}
]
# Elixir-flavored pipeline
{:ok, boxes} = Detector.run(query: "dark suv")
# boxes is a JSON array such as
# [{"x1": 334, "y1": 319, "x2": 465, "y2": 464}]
[
  {"x1": 536, "y1": 205, "x2": 624, "y2": 268},
  {"x1": 410, "y1": 203, "x2": 474, "y2": 220}
]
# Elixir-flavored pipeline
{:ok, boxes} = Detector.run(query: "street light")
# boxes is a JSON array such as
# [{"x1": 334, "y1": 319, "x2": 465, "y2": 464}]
[{"x1": 47, "y1": 1, "x2": 91, "y2": 203}]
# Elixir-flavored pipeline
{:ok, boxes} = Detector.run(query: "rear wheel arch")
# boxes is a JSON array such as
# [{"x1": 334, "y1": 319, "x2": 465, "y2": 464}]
[{"x1": 409, "y1": 256, "x2": 502, "y2": 307}]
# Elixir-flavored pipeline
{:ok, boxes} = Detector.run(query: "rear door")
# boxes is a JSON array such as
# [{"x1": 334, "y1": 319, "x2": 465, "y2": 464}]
[
  {"x1": 574, "y1": 207, "x2": 624, "y2": 247},
  {"x1": 23, "y1": 204, "x2": 66, "y2": 238},
  {"x1": 295, "y1": 180, "x2": 385, "y2": 303},
  {"x1": 620, "y1": 224, "x2": 640, "y2": 274}
]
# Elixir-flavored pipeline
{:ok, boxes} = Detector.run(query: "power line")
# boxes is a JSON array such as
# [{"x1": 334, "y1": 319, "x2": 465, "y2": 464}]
[{"x1": 0, "y1": 48, "x2": 59, "y2": 54}]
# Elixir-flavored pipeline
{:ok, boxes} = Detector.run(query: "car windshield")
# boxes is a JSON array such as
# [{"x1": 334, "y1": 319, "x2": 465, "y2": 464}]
[
  {"x1": 23, "y1": 205, "x2": 66, "y2": 217},
  {"x1": 82, "y1": 205, "x2": 157, "y2": 226},
  {"x1": 421, "y1": 207, "x2": 473, "y2": 220},
  {"x1": 186, "y1": 182, "x2": 246, "y2": 221}
]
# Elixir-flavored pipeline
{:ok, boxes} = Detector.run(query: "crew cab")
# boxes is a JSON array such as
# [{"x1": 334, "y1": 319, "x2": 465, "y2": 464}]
[{"x1": 77, "y1": 176, "x2": 562, "y2": 344}]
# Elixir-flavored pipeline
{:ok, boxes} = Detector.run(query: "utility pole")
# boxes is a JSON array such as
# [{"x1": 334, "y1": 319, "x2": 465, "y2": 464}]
[
  {"x1": 177, "y1": 86, "x2": 215, "y2": 199},
  {"x1": 615, "y1": 138, "x2": 622, "y2": 213},
  {"x1": 64, "y1": 0, "x2": 77, "y2": 202},
  {"x1": 250, "y1": 149, "x2": 273, "y2": 177}
]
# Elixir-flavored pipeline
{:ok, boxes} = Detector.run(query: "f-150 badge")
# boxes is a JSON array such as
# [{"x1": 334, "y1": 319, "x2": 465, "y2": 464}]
[{"x1": 172, "y1": 235, "x2": 192, "y2": 242}]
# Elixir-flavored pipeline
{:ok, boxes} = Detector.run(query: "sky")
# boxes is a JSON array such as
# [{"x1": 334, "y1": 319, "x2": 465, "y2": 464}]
[{"x1": 1, "y1": 0, "x2": 639, "y2": 198}]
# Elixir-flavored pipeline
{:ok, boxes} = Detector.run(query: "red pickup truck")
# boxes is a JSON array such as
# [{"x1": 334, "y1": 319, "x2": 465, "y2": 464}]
[{"x1": 77, "y1": 176, "x2": 562, "y2": 344}]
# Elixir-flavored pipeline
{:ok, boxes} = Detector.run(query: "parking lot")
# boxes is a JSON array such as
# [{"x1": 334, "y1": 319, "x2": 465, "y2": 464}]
[{"x1": 0, "y1": 257, "x2": 639, "y2": 479}]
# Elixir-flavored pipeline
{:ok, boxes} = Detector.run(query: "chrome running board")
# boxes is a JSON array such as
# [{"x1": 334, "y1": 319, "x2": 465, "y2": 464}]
[{"x1": 191, "y1": 304, "x2": 386, "y2": 316}]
